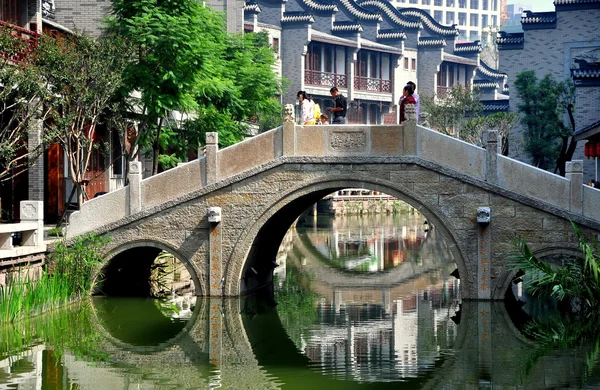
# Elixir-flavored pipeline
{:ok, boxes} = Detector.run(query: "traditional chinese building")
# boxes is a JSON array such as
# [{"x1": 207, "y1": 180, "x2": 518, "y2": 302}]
[{"x1": 497, "y1": 0, "x2": 600, "y2": 181}]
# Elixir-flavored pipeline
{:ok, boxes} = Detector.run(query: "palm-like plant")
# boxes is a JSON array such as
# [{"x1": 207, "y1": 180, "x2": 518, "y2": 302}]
[{"x1": 507, "y1": 221, "x2": 600, "y2": 314}]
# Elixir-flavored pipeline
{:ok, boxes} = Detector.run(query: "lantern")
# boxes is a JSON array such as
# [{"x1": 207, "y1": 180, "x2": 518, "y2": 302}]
[
  {"x1": 596, "y1": 142, "x2": 600, "y2": 159},
  {"x1": 590, "y1": 142, "x2": 597, "y2": 159}
]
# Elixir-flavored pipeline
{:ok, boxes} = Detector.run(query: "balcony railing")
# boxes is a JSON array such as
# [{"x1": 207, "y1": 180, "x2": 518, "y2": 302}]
[
  {"x1": 437, "y1": 86, "x2": 451, "y2": 96},
  {"x1": 354, "y1": 76, "x2": 391, "y2": 93},
  {"x1": 304, "y1": 70, "x2": 347, "y2": 88},
  {"x1": 0, "y1": 21, "x2": 39, "y2": 64}
]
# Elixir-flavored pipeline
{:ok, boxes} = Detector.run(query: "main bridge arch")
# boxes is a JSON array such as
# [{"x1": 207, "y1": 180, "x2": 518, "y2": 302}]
[{"x1": 227, "y1": 174, "x2": 471, "y2": 298}]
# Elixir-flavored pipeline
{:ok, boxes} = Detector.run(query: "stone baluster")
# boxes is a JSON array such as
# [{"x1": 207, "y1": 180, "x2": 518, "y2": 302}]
[
  {"x1": 128, "y1": 161, "x2": 142, "y2": 215},
  {"x1": 565, "y1": 160, "x2": 583, "y2": 215},
  {"x1": 282, "y1": 104, "x2": 295, "y2": 156},
  {"x1": 205, "y1": 132, "x2": 219, "y2": 185},
  {"x1": 486, "y1": 130, "x2": 498, "y2": 185},
  {"x1": 19, "y1": 201, "x2": 44, "y2": 247},
  {"x1": 403, "y1": 105, "x2": 417, "y2": 155}
]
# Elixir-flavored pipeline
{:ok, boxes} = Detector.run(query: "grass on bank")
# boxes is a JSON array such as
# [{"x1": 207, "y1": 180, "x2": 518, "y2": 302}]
[{"x1": 0, "y1": 233, "x2": 108, "y2": 323}]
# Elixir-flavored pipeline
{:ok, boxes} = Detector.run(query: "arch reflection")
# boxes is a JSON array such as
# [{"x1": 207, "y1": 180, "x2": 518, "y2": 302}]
[{"x1": 273, "y1": 210, "x2": 460, "y2": 383}]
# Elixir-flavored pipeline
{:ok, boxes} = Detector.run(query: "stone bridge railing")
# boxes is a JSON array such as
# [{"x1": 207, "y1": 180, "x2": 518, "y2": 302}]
[{"x1": 67, "y1": 105, "x2": 600, "y2": 237}]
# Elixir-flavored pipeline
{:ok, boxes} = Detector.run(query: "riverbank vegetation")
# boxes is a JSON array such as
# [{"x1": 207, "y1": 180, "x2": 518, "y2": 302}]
[
  {"x1": 509, "y1": 222, "x2": 600, "y2": 383},
  {"x1": 508, "y1": 222, "x2": 599, "y2": 315},
  {"x1": 0, "y1": 234, "x2": 107, "y2": 323}
]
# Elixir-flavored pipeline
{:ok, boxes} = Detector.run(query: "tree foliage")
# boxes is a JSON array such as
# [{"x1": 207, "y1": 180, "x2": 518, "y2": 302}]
[
  {"x1": 106, "y1": 0, "x2": 225, "y2": 175},
  {"x1": 0, "y1": 26, "x2": 50, "y2": 182},
  {"x1": 514, "y1": 70, "x2": 576, "y2": 173},
  {"x1": 34, "y1": 33, "x2": 129, "y2": 207},
  {"x1": 421, "y1": 84, "x2": 483, "y2": 142},
  {"x1": 422, "y1": 84, "x2": 516, "y2": 154},
  {"x1": 106, "y1": 1, "x2": 284, "y2": 174}
]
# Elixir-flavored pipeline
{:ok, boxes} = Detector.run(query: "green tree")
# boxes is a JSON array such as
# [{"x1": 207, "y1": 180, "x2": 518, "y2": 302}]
[
  {"x1": 421, "y1": 84, "x2": 483, "y2": 142},
  {"x1": 106, "y1": 0, "x2": 228, "y2": 175},
  {"x1": 181, "y1": 32, "x2": 284, "y2": 153},
  {"x1": 514, "y1": 70, "x2": 576, "y2": 173},
  {"x1": 0, "y1": 26, "x2": 51, "y2": 183},
  {"x1": 34, "y1": 33, "x2": 129, "y2": 207}
]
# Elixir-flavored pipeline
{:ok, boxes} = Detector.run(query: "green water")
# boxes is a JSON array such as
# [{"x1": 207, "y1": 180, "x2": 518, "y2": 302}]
[{"x1": 1, "y1": 214, "x2": 600, "y2": 389}]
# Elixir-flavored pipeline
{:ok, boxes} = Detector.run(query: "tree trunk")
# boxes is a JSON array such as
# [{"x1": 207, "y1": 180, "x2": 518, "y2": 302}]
[
  {"x1": 554, "y1": 104, "x2": 577, "y2": 177},
  {"x1": 152, "y1": 118, "x2": 164, "y2": 176}
]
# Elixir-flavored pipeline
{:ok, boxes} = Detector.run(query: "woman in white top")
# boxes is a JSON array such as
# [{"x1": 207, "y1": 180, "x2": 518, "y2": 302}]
[{"x1": 297, "y1": 90, "x2": 315, "y2": 125}]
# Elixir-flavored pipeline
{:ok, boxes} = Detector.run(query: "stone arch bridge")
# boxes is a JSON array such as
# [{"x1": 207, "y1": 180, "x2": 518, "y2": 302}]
[{"x1": 67, "y1": 107, "x2": 600, "y2": 300}]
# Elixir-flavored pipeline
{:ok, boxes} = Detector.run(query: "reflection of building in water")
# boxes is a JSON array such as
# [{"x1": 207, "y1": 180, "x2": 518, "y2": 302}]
[
  {"x1": 300, "y1": 280, "x2": 460, "y2": 381},
  {"x1": 306, "y1": 214, "x2": 427, "y2": 272},
  {"x1": 274, "y1": 228, "x2": 294, "y2": 285},
  {"x1": 321, "y1": 189, "x2": 419, "y2": 215}
]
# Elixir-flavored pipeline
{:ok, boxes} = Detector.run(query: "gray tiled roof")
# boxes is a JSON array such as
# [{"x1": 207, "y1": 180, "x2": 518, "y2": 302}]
[
  {"x1": 521, "y1": 11, "x2": 557, "y2": 24},
  {"x1": 357, "y1": 0, "x2": 422, "y2": 28},
  {"x1": 332, "y1": 21, "x2": 364, "y2": 32},
  {"x1": 418, "y1": 36, "x2": 446, "y2": 47},
  {"x1": 281, "y1": 12, "x2": 315, "y2": 23},
  {"x1": 338, "y1": 0, "x2": 383, "y2": 21},
  {"x1": 377, "y1": 29, "x2": 407, "y2": 40},
  {"x1": 301, "y1": 0, "x2": 338, "y2": 12}
]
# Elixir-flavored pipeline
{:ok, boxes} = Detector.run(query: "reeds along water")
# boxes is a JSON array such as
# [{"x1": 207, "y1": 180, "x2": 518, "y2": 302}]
[{"x1": 0, "y1": 233, "x2": 107, "y2": 323}]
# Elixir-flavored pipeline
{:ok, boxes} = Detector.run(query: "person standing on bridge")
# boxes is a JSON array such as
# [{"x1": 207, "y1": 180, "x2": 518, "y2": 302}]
[
  {"x1": 327, "y1": 87, "x2": 347, "y2": 124},
  {"x1": 297, "y1": 90, "x2": 315, "y2": 125},
  {"x1": 399, "y1": 85, "x2": 416, "y2": 124},
  {"x1": 399, "y1": 81, "x2": 419, "y2": 124}
]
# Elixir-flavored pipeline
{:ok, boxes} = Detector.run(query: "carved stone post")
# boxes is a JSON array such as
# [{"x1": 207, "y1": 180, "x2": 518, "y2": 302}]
[
  {"x1": 128, "y1": 161, "x2": 142, "y2": 215},
  {"x1": 486, "y1": 130, "x2": 498, "y2": 185},
  {"x1": 205, "y1": 132, "x2": 219, "y2": 185},
  {"x1": 282, "y1": 104, "x2": 295, "y2": 157},
  {"x1": 20, "y1": 201, "x2": 44, "y2": 247},
  {"x1": 566, "y1": 160, "x2": 583, "y2": 215},
  {"x1": 403, "y1": 105, "x2": 417, "y2": 155}
]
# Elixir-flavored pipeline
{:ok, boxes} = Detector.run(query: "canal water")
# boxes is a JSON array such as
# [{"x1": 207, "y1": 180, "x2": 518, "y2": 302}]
[{"x1": 1, "y1": 213, "x2": 600, "y2": 389}]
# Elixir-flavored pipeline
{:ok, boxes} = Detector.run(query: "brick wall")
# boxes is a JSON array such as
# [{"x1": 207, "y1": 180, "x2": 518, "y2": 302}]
[{"x1": 52, "y1": 0, "x2": 110, "y2": 37}]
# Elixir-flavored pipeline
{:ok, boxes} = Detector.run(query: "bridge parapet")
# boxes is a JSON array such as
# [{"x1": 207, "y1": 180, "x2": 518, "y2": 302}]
[{"x1": 67, "y1": 112, "x2": 600, "y2": 238}]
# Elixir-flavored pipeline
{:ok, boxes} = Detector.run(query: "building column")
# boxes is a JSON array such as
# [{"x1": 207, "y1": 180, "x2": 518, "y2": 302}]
[{"x1": 27, "y1": 107, "x2": 44, "y2": 202}]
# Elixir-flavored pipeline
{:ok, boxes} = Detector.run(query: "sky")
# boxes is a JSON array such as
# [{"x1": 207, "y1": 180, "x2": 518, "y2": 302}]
[{"x1": 514, "y1": 0, "x2": 555, "y2": 12}]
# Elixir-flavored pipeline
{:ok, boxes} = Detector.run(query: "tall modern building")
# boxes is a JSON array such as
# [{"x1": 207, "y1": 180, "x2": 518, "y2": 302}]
[{"x1": 389, "y1": 0, "x2": 502, "y2": 41}]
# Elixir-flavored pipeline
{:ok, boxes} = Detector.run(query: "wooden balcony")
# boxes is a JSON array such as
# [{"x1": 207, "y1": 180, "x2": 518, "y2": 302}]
[
  {"x1": 304, "y1": 70, "x2": 347, "y2": 88},
  {"x1": 354, "y1": 76, "x2": 391, "y2": 93},
  {"x1": 0, "y1": 21, "x2": 40, "y2": 64}
]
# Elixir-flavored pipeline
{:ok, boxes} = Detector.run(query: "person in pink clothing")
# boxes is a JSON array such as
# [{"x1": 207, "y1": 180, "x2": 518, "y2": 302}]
[
  {"x1": 407, "y1": 81, "x2": 420, "y2": 122},
  {"x1": 399, "y1": 85, "x2": 416, "y2": 124}
]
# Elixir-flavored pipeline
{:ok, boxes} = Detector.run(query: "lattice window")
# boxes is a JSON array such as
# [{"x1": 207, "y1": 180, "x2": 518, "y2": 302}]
[{"x1": 2, "y1": 0, "x2": 21, "y2": 25}]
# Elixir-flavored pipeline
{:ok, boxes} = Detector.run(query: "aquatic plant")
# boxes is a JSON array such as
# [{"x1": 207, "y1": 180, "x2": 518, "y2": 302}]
[
  {"x1": 507, "y1": 221, "x2": 600, "y2": 314},
  {"x1": 0, "y1": 299, "x2": 109, "y2": 362},
  {"x1": 0, "y1": 233, "x2": 108, "y2": 322}
]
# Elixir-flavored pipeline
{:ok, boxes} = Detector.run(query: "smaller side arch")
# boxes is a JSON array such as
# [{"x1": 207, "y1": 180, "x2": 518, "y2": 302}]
[
  {"x1": 100, "y1": 239, "x2": 203, "y2": 297},
  {"x1": 492, "y1": 244, "x2": 584, "y2": 301}
]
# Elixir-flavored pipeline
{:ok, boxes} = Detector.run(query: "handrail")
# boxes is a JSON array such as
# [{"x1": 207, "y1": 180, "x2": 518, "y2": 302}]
[
  {"x1": 304, "y1": 69, "x2": 347, "y2": 88},
  {"x1": 0, "y1": 21, "x2": 40, "y2": 64},
  {"x1": 0, "y1": 201, "x2": 46, "y2": 259},
  {"x1": 354, "y1": 76, "x2": 391, "y2": 92}
]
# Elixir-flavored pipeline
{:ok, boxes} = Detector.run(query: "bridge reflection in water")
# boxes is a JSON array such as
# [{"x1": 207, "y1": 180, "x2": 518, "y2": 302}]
[
  {"x1": 1, "y1": 214, "x2": 600, "y2": 388},
  {"x1": 273, "y1": 212, "x2": 460, "y2": 383}
]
